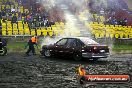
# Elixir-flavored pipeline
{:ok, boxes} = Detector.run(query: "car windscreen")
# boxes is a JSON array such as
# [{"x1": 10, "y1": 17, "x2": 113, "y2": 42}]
[
  {"x1": 80, "y1": 38, "x2": 99, "y2": 45},
  {"x1": 56, "y1": 38, "x2": 67, "y2": 46}
]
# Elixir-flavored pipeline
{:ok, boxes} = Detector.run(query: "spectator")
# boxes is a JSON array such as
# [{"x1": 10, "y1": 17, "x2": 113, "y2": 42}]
[
  {"x1": 11, "y1": 14, "x2": 17, "y2": 23},
  {"x1": 97, "y1": 16, "x2": 101, "y2": 23},
  {"x1": 0, "y1": 12, "x2": 2, "y2": 19},
  {"x1": 17, "y1": 13, "x2": 22, "y2": 21},
  {"x1": 123, "y1": 18, "x2": 127, "y2": 26},
  {"x1": 1, "y1": 10, "x2": 6, "y2": 17},
  {"x1": 8, "y1": 13, "x2": 12, "y2": 21}
]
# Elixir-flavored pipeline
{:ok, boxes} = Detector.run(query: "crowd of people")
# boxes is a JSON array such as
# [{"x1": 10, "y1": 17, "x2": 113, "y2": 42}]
[
  {"x1": 89, "y1": 0, "x2": 132, "y2": 26},
  {"x1": 104, "y1": 17, "x2": 127, "y2": 26},
  {"x1": 0, "y1": 0, "x2": 65, "y2": 33},
  {"x1": 0, "y1": 7, "x2": 55, "y2": 28},
  {"x1": 66, "y1": 0, "x2": 132, "y2": 26}
]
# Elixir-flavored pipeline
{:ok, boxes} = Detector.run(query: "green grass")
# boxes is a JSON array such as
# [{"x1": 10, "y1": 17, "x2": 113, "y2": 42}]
[
  {"x1": 7, "y1": 41, "x2": 41, "y2": 53},
  {"x1": 7, "y1": 42, "x2": 27, "y2": 52},
  {"x1": 112, "y1": 44, "x2": 132, "y2": 50}
]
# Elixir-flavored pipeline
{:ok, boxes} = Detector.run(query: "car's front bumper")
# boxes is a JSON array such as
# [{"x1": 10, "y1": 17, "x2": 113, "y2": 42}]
[{"x1": 82, "y1": 52, "x2": 109, "y2": 58}]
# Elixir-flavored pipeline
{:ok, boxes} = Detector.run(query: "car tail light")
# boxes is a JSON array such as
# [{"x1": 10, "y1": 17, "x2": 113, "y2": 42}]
[
  {"x1": 93, "y1": 46, "x2": 97, "y2": 50},
  {"x1": 92, "y1": 46, "x2": 98, "y2": 53}
]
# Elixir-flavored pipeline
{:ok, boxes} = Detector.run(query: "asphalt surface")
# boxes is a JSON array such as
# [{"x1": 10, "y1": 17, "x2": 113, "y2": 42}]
[{"x1": 0, "y1": 52, "x2": 131, "y2": 88}]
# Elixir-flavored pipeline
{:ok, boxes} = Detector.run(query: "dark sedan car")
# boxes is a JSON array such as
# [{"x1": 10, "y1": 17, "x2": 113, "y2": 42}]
[{"x1": 40, "y1": 37, "x2": 109, "y2": 61}]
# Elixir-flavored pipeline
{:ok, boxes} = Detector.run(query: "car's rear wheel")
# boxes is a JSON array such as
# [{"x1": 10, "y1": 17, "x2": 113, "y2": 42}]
[
  {"x1": 0, "y1": 47, "x2": 7, "y2": 56},
  {"x1": 73, "y1": 53, "x2": 82, "y2": 61},
  {"x1": 44, "y1": 50, "x2": 51, "y2": 57}
]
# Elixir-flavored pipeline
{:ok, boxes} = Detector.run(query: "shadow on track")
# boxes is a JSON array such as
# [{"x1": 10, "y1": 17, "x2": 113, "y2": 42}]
[{"x1": 39, "y1": 56, "x2": 111, "y2": 65}]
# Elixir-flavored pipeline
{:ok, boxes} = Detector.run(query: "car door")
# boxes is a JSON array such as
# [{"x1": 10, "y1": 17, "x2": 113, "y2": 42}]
[
  {"x1": 54, "y1": 38, "x2": 68, "y2": 56},
  {"x1": 64, "y1": 38, "x2": 77, "y2": 56},
  {"x1": 67, "y1": 39, "x2": 84, "y2": 57}
]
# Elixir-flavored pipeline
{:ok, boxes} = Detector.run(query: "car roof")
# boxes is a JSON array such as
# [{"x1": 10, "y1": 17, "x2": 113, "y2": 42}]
[
  {"x1": 63, "y1": 37, "x2": 91, "y2": 40},
  {"x1": 62, "y1": 37, "x2": 98, "y2": 45}
]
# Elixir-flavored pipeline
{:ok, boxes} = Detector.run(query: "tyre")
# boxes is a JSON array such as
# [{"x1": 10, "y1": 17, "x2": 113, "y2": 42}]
[
  {"x1": 0, "y1": 47, "x2": 7, "y2": 56},
  {"x1": 44, "y1": 49, "x2": 51, "y2": 57},
  {"x1": 73, "y1": 53, "x2": 82, "y2": 61}
]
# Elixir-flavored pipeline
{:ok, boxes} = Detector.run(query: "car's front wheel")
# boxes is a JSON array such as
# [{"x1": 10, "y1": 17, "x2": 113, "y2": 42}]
[
  {"x1": 73, "y1": 53, "x2": 82, "y2": 61},
  {"x1": 44, "y1": 50, "x2": 51, "y2": 57}
]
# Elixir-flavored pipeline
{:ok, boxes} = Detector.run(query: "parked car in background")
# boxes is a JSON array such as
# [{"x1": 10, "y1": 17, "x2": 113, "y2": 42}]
[{"x1": 40, "y1": 37, "x2": 109, "y2": 61}]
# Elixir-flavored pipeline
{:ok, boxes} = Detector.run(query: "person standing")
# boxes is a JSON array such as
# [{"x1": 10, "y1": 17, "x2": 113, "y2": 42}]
[
  {"x1": 11, "y1": 14, "x2": 17, "y2": 24},
  {"x1": 25, "y1": 39, "x2": 38, "y2": 56}
]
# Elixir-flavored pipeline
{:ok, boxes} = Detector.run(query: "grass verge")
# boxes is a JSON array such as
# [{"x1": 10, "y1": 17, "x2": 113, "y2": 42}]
[
  {"x1": 112, "y1": 44, "x2": 132, "y2": 50},
  {"x1": 7, "y1": 41, "x2": 41, "y2": 53}
]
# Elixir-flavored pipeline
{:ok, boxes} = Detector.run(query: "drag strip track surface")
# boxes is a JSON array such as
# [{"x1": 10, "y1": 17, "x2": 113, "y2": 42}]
[{"x1": 0, "y1": 53, "x2": 131, "y2": 88}]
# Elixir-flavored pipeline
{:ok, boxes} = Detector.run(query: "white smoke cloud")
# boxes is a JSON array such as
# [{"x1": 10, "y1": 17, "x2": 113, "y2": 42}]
[
  {"x1": 41, "y1": 36, "x2": 62, "y2": 47},
  {"x1": 41, "y1": 0, "x2": 56, "y2": 10},
  {"x1": 40, "y1": 0, "x2": 114, "y2": 48}
]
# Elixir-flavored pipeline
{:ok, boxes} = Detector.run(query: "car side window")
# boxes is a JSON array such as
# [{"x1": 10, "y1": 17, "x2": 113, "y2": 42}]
[
  {"x1": 66, "y1": 39, "x2": 76, "y2": 47},
  {"x1": 56, "y1": 39, "x2": 67, "y2": 46},
  {"x1": 76, "y1": 40, "x2": 83, "y2": 47},
  {"x1": 72, "y1": 41, "x2": 77, "y2": 47}
]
